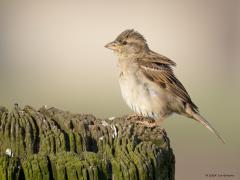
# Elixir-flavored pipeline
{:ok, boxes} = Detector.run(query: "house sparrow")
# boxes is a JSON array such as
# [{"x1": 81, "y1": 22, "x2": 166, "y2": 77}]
[{"x1": 105, "y1": 29, "x2": 224, "y2": 143}]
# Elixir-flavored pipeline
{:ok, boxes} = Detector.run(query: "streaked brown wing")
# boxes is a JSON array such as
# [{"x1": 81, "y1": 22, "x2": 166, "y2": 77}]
[
  {"x1": 147, "y1": 50, "x2": 177, "y2": 66},
  {"x1": 139, "y1": 61, "x2": 198, "y2": 111}
]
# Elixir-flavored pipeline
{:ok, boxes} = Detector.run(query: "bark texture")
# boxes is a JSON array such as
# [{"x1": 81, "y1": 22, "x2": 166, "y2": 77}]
[{"x1": 0, "y1": 105, "x2": 175, "y2": 180}]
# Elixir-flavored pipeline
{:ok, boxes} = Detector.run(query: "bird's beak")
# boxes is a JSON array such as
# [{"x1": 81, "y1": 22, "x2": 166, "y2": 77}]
[{"x1": 104, "y1": 41, "x2": 118, "y2": 50}]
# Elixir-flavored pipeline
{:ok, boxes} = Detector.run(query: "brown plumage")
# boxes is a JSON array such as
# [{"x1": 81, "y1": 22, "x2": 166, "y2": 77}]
[
  {"x1": 139, "y1": 58, "x2": 199, "y2": 112},
  {"x1": 105, "y1": 29, "x2": 224, "y2": 143}
]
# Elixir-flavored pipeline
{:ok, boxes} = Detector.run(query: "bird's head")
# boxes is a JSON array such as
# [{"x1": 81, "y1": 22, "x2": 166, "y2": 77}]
[{"x1": 105, "y1": 29, "x2": 149, "y2": 57}]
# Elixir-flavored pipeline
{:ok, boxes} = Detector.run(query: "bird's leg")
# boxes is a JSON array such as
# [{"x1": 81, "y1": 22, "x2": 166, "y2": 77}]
[{"x1": 155, "y1": 117, "x2": 165, "y2": 126}]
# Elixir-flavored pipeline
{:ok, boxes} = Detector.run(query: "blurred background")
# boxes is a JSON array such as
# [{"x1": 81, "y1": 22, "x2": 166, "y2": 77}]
[{"x1": 0, "y1": 0, "x2": 239, "y2": 179}]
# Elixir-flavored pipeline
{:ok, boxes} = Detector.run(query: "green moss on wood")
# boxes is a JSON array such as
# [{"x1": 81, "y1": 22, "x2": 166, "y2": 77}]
[{"x1": 0, "y1": 105, "x2": 175, "y2": 180}]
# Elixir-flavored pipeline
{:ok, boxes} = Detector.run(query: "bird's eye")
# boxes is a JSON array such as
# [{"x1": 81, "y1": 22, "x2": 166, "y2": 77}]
[{"x1": 122, "y1": 41, "x2": 127, "y2": 45}]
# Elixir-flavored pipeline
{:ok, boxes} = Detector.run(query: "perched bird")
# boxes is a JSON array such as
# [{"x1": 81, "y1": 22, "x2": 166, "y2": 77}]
[{"x1": 105, "y1": 29, "x2": 224, "y2": 143}]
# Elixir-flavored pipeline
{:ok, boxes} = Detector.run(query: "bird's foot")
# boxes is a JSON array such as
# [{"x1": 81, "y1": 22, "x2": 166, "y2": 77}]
[
  {"x1": 136, "y1": 119, "x2": 157, "y2": 128},
  {"x1": 126, "y1": 114, "x2": 158, "y2": 127},
  {"x1": 126, "y1": 113, "x2": 145, "y2": 121}
]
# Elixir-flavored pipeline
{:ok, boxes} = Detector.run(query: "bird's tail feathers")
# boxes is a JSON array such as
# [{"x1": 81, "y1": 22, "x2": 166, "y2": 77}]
[{"x1": 192, "y1": 112, "x2": 225, "y2": 144}]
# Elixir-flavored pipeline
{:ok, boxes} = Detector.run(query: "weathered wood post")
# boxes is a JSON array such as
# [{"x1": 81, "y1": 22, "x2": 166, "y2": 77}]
[{"x1": 0, "y1": 105, "x2": 175, "y2": 180}]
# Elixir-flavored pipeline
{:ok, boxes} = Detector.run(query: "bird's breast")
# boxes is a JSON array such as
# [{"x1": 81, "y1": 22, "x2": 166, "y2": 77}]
[{"x1": 118, "y1": 63, "x2": 169, "y2": 119}]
